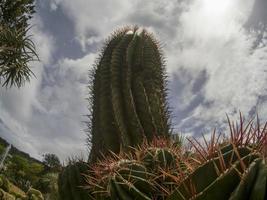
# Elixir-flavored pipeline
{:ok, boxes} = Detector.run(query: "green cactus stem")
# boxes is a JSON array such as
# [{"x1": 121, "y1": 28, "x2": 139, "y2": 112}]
[
  {"x1": 87, "y1": 159, "x2": 153, "y2": 200},
  {"x1": 58, "y1": 161, "x2": 91, "y2": 200},
  {"x1": 85, "y1": 138, "x2": 195, "y2": 200},
  {"x1": 167, "y1": 144, "x2": 267, "y2": 200},
  {"x1": 87, "y1": 27, "x2": 171, "y2": 161}
]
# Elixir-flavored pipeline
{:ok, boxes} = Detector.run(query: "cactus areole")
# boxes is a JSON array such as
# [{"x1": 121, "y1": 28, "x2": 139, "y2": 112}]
[{"x1": 88, "y1": 27, "x2": 171, "y2": 161}]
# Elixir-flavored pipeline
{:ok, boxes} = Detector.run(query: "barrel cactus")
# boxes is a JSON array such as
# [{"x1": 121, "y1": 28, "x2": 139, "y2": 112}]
[
  {"x1": 85, "y1": 138, "x2": 194, "y2": 200},
  {"x1": 88, "y1": 26, "x2": 171, "y2": 161},
  {"x1": 88, "y1": 158, "x2": 154, "y2": 200},
  {"x1": 140, "y1": 146, "x2": 194, "y2": 198},
  {"x1": 58, "y1": 161, "x2": 92, "y2": 200},
  {"x1": 168, "y1": 145, "x2": 267, "y2": 200},
  {"x1": 83, "y1": 116, "x2": 267, "y2": 200},
  {"x1": 167, "y1": 116, "x2": 267, "y2": 200}
]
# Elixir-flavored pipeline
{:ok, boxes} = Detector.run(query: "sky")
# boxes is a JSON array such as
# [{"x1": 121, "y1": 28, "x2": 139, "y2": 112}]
[{"x1": 0, "y1": 0, "x2": 267, "y2": 162}]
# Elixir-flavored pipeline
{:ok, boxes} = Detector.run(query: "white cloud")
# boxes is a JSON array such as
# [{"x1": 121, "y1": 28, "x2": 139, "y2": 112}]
[
  {"x1": 47, "y1": 0, "x2": 186, "y2": 51},
  {"x1": 0, "y1": 14, "x2": 55, "y2": 159},
  {"x1": 1, "y1": 0, "x2": 267, "y2": 161},
  {"x1": 169, "y1": 0, "x2": 267, "y2": 133},
  {"x1": 0, "y1": 47, "x2": 96, "y2": 161},
  {"x1": 0, "y1": 8, "x2": 97, "y2": 161},
  {"x1": 26, "y1": 53, "x2": 97, "y2": 160},
  {"x1": 41, "y1": 0, "x2": 267, "y2": 153},
  {"x1": 47, "y1": 0, "x2": 133, "y2": 50},
  {"x1": 0, "y1": 11, "x2": 94, "y2": 160}
]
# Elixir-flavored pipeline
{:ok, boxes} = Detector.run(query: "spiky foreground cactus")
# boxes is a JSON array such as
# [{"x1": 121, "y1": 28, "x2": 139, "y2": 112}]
[
  {"x1": 167, "y1": 116, "x2": 267, "y2": 200},
  {"x1": 168, "y1": 145, "x2": 266, "y2": 200},
  {"x1": 85, "y1": 138, "x2": 195, "y2": 200},
  {"x1": 88, "y1": 27, "x2": 170, "y2": 161},
  {"x1": 82, "y1": 116, "x2": 267, "y2": 200},
  {"x1": 58, "y1": 161, "x2": 92, "y2": 200},
  {"x1": 89, "y1": 159, "x2": 153, "y2": 200}
]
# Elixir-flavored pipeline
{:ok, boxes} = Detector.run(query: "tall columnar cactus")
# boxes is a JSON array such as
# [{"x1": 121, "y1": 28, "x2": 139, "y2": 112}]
[
  {"x1": 88, "y1": 27, "x2": 171, "y2": 161},
  {"x1": 58, "y1": 161, "x2": 91, "y2": 200}
]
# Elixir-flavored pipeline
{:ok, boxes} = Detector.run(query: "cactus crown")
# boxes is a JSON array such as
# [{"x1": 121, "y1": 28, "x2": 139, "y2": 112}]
[{"x1": 87, "y1": 26, "x2": 171, "y2": 161}]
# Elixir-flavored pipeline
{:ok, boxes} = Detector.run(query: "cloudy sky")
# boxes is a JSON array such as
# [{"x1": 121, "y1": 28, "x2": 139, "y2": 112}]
[{"x1": 0, "y1": 0, "x2": 267, "y2": 161}]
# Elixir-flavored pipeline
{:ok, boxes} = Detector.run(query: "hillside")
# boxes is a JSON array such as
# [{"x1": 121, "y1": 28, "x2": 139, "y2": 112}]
[
  {"x1": 0, "y1": 136, "x2": 43, "y2": 165},
  {"x1": 0, "y1": 136, "x2": 60, "y2": 199}
]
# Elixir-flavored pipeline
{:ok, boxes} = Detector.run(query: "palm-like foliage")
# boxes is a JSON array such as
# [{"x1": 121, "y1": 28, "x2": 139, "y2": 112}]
[
  {"x1": 0, "y1": 0, "x2": 37, "y2": 88},
  {"x1": 0, "y1": 25, "x2": 37, "y2": 87}
]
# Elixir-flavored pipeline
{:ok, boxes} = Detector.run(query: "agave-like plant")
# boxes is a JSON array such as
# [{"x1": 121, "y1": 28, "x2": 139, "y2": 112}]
[
  {"x1": 0, "y1": 0, "x2": 37, "y2": 88},
  {"x1": 0, "y1": 25, "x2": 38, "y2": 87}
]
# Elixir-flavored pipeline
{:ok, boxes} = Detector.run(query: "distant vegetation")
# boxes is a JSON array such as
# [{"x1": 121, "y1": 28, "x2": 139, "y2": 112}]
[{"x1": 0, "y1": 136, "x2": 60, "y2": 199}]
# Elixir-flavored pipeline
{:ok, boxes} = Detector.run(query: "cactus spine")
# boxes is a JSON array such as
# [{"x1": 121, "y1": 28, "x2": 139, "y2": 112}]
[
  {"x1": 85, "y1": 138, "x2": 193, "y2": 200},
  {"x1": 167, "y1": 115, "x2": 267, "y2": 200},
  {"x1": 167, "y1": 145, "x2": 267, "y2": 200},
  {"x1": 88, "y1": 27, "x2": 170, "y2": 161},
  {"x1": 83, "y1": 116, "x2": 267, "y2": 200}
]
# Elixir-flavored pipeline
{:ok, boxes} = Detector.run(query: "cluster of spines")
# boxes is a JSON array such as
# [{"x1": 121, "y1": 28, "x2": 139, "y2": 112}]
[
  {"x1": 87, "y1": 26, "x2": 171, "y2": 161},
  {"x1": 83, "y1": 115, "x2": 267, "y2": 200},
  {"x1": 168, "y1": 145, "x2": 266, "y2": 200},
  {"x1": 168, "y1": 114, "x2": 267, "y2": 200},
  {"x1": 85, "y1": 137, "x2": 194, "y2": 199}
]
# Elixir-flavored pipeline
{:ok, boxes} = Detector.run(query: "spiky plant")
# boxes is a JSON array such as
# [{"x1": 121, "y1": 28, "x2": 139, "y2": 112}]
[
  {"x1": 168, "y1": 114, "x2": 267, "y2": 200},
  {"x1": 137, "y1": 138, "x2": 195, "y2": 199},
  {"x1": 0, "y1": 0, "x2": 38, "y2": 88},
  {"x1": 83, "y1": 115, "x2": 267, "y2": 200},
  {"x1": 0, "y1": 26, "x2": 37, "y2": 87},
  {"x1": 85, "y1": 137, "x2": 195, "y2": 200},
  {"x1": 58, "y1": 161, "x2": 92, "y2": 200},
  {"x1": 87, "y1": 26, "x2": 171, "y2": 162},
  {"x1": 87, "y1": 158, "x2": 154, "y2": 200}
]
